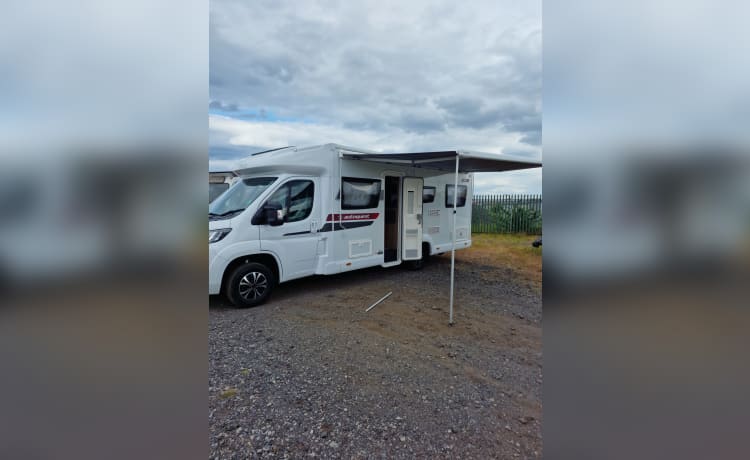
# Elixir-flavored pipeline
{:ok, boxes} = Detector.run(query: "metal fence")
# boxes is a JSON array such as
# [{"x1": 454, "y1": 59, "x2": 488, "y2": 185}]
[{"x1": 472, "y1": 194, "x2": 542, "y2": 234}]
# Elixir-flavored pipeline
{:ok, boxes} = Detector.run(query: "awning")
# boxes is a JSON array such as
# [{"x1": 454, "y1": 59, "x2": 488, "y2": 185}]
[
  {"x1": 339, "y1": 149, "x2": 541, "y2": 173},
  {"x1": 340, "y1": 148, "x2": 541, "y2": 325}
]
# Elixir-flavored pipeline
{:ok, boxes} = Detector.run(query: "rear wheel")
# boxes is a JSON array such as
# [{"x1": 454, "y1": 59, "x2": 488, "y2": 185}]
[{"x1": 226, "y1": 262, "x2": 275, "y2": 307}]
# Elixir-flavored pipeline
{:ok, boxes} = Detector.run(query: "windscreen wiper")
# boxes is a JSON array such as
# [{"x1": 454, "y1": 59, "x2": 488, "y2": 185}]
[{"x1": 210, "y1": 208, "x2": 245, "y2": 217}]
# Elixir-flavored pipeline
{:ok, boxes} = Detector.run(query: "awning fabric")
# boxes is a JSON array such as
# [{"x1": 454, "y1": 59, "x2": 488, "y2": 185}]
[{"x1": 339, "y1": 149, "x2": 541, "y2": 173}]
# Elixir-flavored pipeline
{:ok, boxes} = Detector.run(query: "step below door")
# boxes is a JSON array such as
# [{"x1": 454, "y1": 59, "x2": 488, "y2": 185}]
[{"x1": 401, "y1": 177, "x2": 423, "y2": 260}]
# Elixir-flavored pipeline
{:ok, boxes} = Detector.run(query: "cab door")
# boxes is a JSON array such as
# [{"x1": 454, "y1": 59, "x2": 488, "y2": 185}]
[
  {"x1": 259, "y1": 178, "x2": 320, "y2": 280},
  {"x1": 401, "y1": 177, "x2": 423, "y2": 260}
]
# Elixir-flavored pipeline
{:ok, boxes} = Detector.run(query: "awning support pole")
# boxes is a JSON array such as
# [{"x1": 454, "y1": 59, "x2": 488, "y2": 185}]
[{"x1": 449, "y1": 155, "x2": 459, "y2": 325}]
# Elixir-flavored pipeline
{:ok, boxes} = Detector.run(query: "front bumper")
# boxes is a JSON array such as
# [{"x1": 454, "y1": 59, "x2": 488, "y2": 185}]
[{"x1": 208, "y1": 245, "x2": 226, "y2": 295}]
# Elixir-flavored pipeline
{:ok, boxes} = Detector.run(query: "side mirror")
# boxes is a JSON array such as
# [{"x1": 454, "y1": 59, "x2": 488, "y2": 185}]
[{"x1": 265, "y1": 205, "x2": 284, "y2": 226}]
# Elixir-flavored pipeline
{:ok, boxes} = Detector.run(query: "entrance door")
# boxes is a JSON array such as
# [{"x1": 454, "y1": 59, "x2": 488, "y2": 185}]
[
  {"x1": 401, "y1": 177, "x2": 423, "y2": 260},
  {"x1": 383, "y1": 176, "x2": 400, "y2": 263}
]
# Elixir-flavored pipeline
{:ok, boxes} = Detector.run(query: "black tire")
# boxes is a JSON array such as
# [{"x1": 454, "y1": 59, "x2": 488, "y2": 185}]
[{"x1": 225, "y1": 262, "x2": 275, "y2": 308}]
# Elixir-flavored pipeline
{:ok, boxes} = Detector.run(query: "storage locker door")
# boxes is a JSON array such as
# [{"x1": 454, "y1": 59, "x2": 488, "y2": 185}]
[{"x1": 401, "y1": 177, "x2": 423, "y2": 260}]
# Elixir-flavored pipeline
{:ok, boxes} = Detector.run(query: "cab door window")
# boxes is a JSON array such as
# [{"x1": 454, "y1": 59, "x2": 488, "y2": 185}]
[{"x1": 265, "y1": 180, "x2": 314, "y2": 222}]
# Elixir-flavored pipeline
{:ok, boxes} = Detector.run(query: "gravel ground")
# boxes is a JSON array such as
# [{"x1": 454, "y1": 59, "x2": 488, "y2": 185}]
[{"x1": 209, "y1": 249, "x2": 542, "y2": 459}]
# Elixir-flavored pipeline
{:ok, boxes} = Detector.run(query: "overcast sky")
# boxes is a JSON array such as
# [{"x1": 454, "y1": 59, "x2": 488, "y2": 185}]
[{"x1": 209, "y1": 0, "x2": 541, "y2": 194}]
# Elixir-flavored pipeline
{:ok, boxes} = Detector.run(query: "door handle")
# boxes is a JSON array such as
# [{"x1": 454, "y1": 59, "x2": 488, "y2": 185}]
[{"x1": 417, "y1": 214, "x2": 422, "y2": 225}]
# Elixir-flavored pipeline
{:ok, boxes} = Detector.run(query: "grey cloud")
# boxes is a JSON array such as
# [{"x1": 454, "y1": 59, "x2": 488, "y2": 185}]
[
  {"x1": 209, "y1": 100, "x2": 238, "y2": 111},
  {"x1": 209, "y1": 75, "x2": 225, "y2": 88},
  {"x1": 343, "y1": 117, "x2": 388, "y2": 131},
  {"x1": 436, "y1": 97, "x2": 483, "y2": 116},
  {"x1": 398, "y1": 110, "x2": 445, "y2": 134},
  {"x1": 436, "y1": 96, "x2": 541, "y2": 135},
  {"x1": 520, "y1": 131, "x2": 542, "y2": 146},
  {"x1": 436, "y1": 100, "x2": 505, "y2": 130},
  {"x1": 255, "y1": 56, "x2": 299, "y2": 84}
]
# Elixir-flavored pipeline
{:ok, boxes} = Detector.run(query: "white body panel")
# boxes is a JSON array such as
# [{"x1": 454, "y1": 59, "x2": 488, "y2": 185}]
[{"x1": 208, "y1": 144, "x2": 473, "y2": 295}]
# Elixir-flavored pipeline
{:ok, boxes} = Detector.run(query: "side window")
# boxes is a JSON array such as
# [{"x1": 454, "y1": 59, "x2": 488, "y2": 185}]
[
  {"x1": 286, "y1": 180, "x2": 314, "y2": 222},
  {"x1": 265, "y1": 180, "x2": 314, "y2": 222},
  {"x1": 342, "y1": 177, "x2": 381, "y2": 210},
  {"x1": 265, "y1": 184, "x2": 290, "y2": 210},
  {"x1": 445, "y1": 184, "x2": 467, "y2": 208},
  {"x1": 422, "y1": 186, "x2": 436, "y2": 203}
]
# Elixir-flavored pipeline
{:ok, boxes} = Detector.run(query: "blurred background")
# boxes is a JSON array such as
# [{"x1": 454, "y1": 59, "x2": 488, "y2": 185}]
[
  {"x1": 543, "y1": 0, "x2": 750, "y2": 458},
  {"x1": 0, "y1": 1, "x2": 207, "y2": 459}
]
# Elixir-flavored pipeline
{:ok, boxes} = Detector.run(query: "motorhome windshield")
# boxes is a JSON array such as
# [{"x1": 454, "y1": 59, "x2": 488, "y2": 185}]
[
  {"x1": 209, "y1": 177, "x2": 276, "y2": 218},
  {"x1": 209, "y1": 182, "x2": 230, "y2": 203}
]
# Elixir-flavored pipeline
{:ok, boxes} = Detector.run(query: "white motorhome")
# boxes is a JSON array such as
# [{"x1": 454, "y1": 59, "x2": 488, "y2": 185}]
[{"x1": 209, "y1": 144, "x2": 540, "y2": 307}]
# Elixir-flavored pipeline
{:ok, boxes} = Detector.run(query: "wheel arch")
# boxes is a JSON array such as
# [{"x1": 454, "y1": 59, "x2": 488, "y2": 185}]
[{"x1": 221, "y1": 252, "x2": 281, "y2": 294}]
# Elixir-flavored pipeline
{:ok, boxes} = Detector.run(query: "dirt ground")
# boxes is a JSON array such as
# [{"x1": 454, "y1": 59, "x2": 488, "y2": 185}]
[{"x1": 209, "y1": 234, "x2": 542, "y2": 459}]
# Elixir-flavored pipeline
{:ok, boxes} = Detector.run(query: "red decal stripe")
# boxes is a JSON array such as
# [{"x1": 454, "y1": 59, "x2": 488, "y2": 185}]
[{"x1": 326, "y1": 213, "x2": 379, "y2": 222}]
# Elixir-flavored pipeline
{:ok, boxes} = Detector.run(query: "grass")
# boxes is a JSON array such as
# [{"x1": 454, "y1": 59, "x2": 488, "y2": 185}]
[
  {"x1": 462, "y1": 233, "x2": 542, "y2": 286},
  {"x1": 219, "y1": 388, "x2": 238, "y2": 399}
]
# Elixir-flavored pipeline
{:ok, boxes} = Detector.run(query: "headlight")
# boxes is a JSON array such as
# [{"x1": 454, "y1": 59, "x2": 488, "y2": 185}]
[{"x1": 209, "y1": 228, "x2": 232, "y2": 243}]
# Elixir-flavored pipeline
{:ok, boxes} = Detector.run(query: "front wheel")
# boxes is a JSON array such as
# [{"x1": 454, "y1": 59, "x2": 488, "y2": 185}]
[{"x1": 226, "y1": 262, "x2": 275, "y2": 307}]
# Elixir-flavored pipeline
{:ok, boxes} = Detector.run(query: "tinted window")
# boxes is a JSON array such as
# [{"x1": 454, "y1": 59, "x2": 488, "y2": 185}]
[
  {"x1": 209, "y1": 177, "x2": 276, "y2": 217},
  {"x1": 422, "y1": 186, "x2": 436, "y2": 203},
  {"x1": 209, "y1": 182, "x2": 229, "y2": 203},
  {"x1": 445, "y1": 184, "x2": 467, "y2": 208},
  {"x1": 286, "y1": 181, "x2": 314, "y2": 222},
  {"x1": 265, "y1": 180, "x2": 315, "y2": 222},
  {"x1": 342, "y1": 177, "x2": 381, "y2": 209}
]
